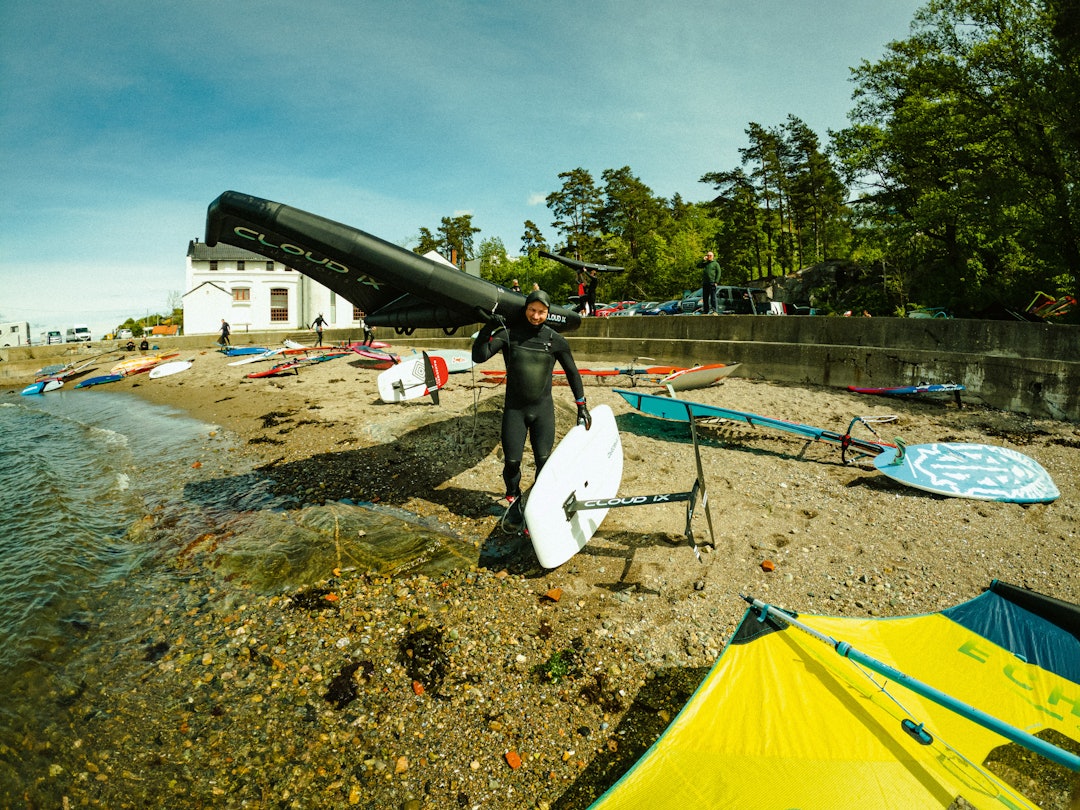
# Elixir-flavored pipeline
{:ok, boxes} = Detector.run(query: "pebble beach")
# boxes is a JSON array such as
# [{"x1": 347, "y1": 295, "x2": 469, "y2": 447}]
[{"x1": 4, "y1": 340, "x2": 1079, "y2": 809}]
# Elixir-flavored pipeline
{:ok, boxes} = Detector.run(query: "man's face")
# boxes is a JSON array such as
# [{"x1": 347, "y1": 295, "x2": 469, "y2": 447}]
[{"x1": 525, "y1": 301, "x2": 549, "y2": 325}]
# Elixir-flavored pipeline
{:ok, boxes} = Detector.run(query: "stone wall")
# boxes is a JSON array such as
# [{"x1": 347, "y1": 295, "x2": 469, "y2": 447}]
[{"x1": 3, "y1": 317, "x2": 1077, "y2": 421}]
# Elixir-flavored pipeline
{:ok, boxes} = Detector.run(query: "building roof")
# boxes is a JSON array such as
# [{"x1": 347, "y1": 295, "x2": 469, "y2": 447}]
[
  {"x1": 183, "y1": 280, "x2": 231, "y2": 298},
  {"x1": 187, "y1": 239, "x2": 271, "y2": 262}
]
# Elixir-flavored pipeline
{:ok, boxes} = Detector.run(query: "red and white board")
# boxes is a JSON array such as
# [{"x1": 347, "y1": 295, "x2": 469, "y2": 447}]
[
  {"x1": 377, "y1": 352, "x2": 449, "y2": 403},
  {"x1": 660, "y1": 363, "x2": 740, "y2": 391}
]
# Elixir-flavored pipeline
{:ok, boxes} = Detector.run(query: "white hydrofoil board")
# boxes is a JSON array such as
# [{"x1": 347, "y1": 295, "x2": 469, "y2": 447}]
[{"x1": 524, "y1": 405, "x2": 623, "y2": 568}]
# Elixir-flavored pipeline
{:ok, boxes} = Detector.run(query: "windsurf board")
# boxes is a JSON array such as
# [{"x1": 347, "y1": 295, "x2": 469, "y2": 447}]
[
  {"x1": 21, "y1": 379, "x2": 63, "y2": 396},
  {"x1": 74, "y1": 374, "x2": 124, "y2": 389},
  {"x1": 423, "y1": 349, "x2": 475, "y2": 373},
  {"x1": 222, "y1": 346, "x2": 269, "y2": 356},
  {"x1": 523, "y1": 405, "x2": 623, "y2": 568},
  {"x1": 848, "y1": 382, "x2": 965, "y2": 396},
  {"x1": 377, "y1": 352, "x2": 449, "y2": 403},
  {"x1": 660, "y1": 363, "x2": 739, "y2": 391},
  {"x1": 873, "y1": 443, "x2": 1059, "y2": 503},
  {"x1": 149, "y1": 360, "x2": 194, "y2": 379},
  {"x1": 247, "y1": 359, "x2": 303, "y2": 378},
  {"x1": 228, "y1": 348, "x2": 284, "y2": 366},
  {"x1": 111, "y1": 353, "x2": 179, "y2": 376}
]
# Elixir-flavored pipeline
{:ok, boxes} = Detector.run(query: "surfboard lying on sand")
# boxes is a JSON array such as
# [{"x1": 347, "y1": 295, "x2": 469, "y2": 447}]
[
  {"x1": 149, "y1": 360, "x2": 193, "y2": 379},
  {"x1": 377, "y1": 352, "x2": 449, "y2": 403},
  {"x1": 74, "y1": 374, "x2": 124, "y2": 389},
  {"x1": 873, "y1": 443, "x2": 1059, "y2": 503},
  {"x1": 523, "y1": 405, "x2": 623, "y2": 568},
  {"x1": 848, "y1": 382, "x2": 965, "y2": 395},
  {"x1": 111, "y1": 353, "x2": 179, "y2": 376},
  {"x1": 228, "y1": 348, "x2": 285, "y2": 366},
  {"x1": 661, "y1": 363, "x2": 740, "y2": 391}
]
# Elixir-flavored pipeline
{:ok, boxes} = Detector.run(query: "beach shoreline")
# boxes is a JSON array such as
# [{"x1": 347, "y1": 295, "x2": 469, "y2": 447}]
[{"x1": 6, "y1": 341, "x2": 1079, "y2": 808}]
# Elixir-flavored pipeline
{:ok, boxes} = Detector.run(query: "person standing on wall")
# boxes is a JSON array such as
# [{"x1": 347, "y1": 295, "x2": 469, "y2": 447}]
[
  {"x1": 585, "y1": 268, "x2": 599, "y2": 317},
  {"x1": 311, "y1": 313, "x2": 327, "y2": 347},
  {"x1": 699, "y1": 251, "x2": 721, "y2": 315}
]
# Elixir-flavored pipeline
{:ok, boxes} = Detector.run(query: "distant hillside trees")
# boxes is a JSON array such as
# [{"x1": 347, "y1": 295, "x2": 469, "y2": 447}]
[
  {"x1": 421, "y1": 0, "x2": 1080, "y2": 319},
  {"x1": 832, "y1": 0, "x2": 1080, "y2": 314}
]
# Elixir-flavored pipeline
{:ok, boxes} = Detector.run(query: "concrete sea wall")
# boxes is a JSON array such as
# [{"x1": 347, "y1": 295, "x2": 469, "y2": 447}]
[{"x1": 3, "y1": 316, "x2": 1077, "y2": 422}]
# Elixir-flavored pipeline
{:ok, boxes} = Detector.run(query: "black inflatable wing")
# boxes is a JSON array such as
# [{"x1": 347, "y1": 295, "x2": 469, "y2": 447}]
[
  {"x1": 205, "y1": 192, "x2": 581, "y2": 333},
  {"x1": 539, "y1": 250, "x2": 624, "y2": 274}
]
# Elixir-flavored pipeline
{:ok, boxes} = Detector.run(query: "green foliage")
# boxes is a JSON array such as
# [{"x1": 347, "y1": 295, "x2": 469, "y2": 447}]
[{"x1": 416, "y1": 3, "x2": 1080, "y2": 318}]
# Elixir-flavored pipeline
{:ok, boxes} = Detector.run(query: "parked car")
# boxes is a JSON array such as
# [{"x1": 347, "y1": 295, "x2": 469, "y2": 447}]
[
  {"x1": 609, "y1": 301, "x2": 656, "y2": 317},
  {"x1": 65, "y1": 324, "x2": 92, "y2": 342},
  {"x1": 641, "y1": 299, "x2": 683, "y2": 316},
  {"x1": 42, "y1": 329, "x2": 63, "y2": 344},
  {"x1": 678, "y1": 286, "x2": 760, "y2": 315},
  {"x1": 593, "y1": 302, "x2": 624, "y2": 317},
  {"x1": 117, "y1": 328, "x2": 134, "y2": 340}
]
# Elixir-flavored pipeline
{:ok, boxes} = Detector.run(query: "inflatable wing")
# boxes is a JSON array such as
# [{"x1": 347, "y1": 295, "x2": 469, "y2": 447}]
[
  {"x1": 590, "y1": 581, "x2": 1080, "y2": 809},
  {"x1": 539, "y1": 249, "x2": 624, "y2": 273},
  {"x1": 205, "y1": 192, "x2": 581, "y2": 333}
]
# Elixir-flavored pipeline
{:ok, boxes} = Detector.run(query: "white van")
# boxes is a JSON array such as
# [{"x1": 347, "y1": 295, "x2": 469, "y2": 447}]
[{"x1": 66, "y1": 324, "x2": 92, "y2": 343}]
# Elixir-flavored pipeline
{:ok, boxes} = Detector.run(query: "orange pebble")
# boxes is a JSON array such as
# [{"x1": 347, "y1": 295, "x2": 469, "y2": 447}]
[
  {"x1": 505, "y1": 750, "x2": 522, "y2": 769},
  {"x1": 761, "y1": 559, "x2": 776, "y2": 572},
  {"x1": 412, "y1": 680, "x2": 424, "y2": 695}
]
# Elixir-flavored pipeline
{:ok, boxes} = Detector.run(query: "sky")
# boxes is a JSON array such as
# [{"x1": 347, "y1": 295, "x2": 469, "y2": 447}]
[{"x1": 0, "y1": 0, "x2": 924, "y2": 338}]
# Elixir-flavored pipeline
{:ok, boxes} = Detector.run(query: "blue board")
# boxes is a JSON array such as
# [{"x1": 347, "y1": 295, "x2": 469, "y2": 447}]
[
  {"x1": 616, "y1": 389, "x2": 1059, "y2": 504},
  {"x1": 848, "y1": 382, "x2": 965, "y2": 395},
  {"x1": 615, "y1": 389, "x2": 888, "y2": 457},
  {"x1": 873, "y1": 443, "x2": 1059, "y2": 503},
  {"x1": 74, "y1": 374, "x2": 124, "y2": 389}
]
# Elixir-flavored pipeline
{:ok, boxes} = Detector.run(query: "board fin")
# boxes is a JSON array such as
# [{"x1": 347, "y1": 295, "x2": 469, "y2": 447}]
[{"x1": 422, "y1": 351, "x2": 439, "y2": 405}]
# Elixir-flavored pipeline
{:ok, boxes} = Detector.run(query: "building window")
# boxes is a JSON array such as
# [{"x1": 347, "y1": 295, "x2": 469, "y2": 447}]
[
  {"x1": 270, "y1": 288, "x2": 289, "y2": 322},
  {"x1": 353, "y1": 306, "x2": 363, "y2": 321},
  {"x1": 237, "y1": 260, "x2": 245, "y2": 272},
  {"x1": 232, "y1": 287, "x2": 250, "y2": 302},
  {"x1": 209, "y1": 260, "x2": 218, "y2": 271},
  {"x1": 265, "y1": 261, "x2": 274, "y2": 271}
]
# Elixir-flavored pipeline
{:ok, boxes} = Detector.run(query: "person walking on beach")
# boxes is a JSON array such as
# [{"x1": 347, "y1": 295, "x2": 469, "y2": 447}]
[
  {"x1": 699, "y1": 251, "x2": 721, "y2": 315},
  {"x1": 472, "y1": 289, "x2": 591, "y2": 529},
  {"x1": 219, "y1": 319, "x2": 231, "y2": 347},
  {"x1": 358, "y1": 310, "x2": 375, "y2": 346},
  {"x1": 311, "y1": 313, "x2": 327, "y2": 347}
]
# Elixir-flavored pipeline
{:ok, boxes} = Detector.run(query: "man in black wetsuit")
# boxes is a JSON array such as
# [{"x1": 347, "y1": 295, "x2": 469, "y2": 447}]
[{"x1": 472, "y1": 289, "x2": 591, "y2": 526}]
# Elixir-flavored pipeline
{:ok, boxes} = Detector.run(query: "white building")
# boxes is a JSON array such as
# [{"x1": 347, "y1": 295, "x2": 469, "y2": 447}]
[{"x1": 183, "y1": 239, "x2": 366, "y2": 336}]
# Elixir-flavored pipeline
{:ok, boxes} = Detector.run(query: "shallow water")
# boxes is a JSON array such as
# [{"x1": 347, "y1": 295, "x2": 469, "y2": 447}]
[
  {"x1": 0, "y1": 388, "x2": 472, "y2": 753},
  {"x1": 0, "y1": 391, "x2": 229, "y2": 681}
]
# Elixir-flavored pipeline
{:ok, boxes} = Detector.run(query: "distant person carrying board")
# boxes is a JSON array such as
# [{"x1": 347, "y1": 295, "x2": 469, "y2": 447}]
[
  {"x1": 311, "y1": 313, "x2": 327, "y2": 347},
  {"x1": 472, "y1": 289, "x2": 591, "y2": 528},
  {"x1": 219, "y1": 319, "x2": 231, "y2": 346},
  {"x1": 699, "y1": 251, "x2": 721, "y2": 314}
]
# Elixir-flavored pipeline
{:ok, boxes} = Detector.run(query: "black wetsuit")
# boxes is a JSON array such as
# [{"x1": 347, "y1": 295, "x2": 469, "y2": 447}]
[{"x1": 472, "y1": 318, "x2": 585, "y2": 498}]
